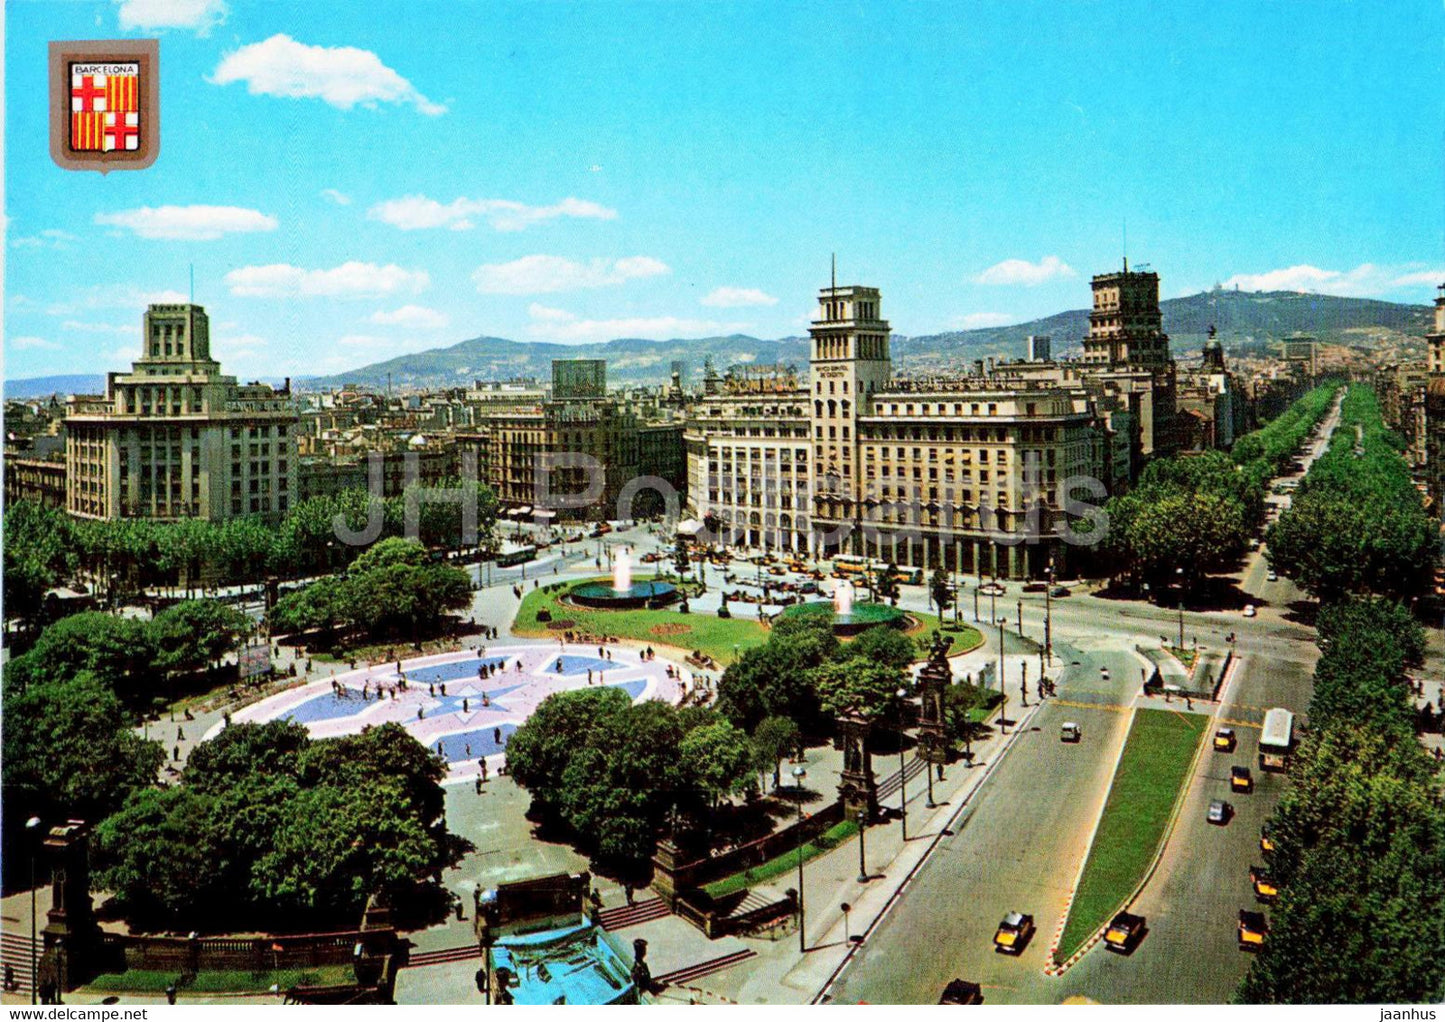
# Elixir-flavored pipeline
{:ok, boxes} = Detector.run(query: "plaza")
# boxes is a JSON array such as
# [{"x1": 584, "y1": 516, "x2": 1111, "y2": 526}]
[{"x1": 216, "y1": 643, "x2": 691, "y2": 783}]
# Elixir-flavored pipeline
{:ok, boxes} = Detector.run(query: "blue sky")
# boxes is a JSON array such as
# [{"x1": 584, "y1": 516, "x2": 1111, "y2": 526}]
[{"x1": 5, "y1": 0, "x2": 1444, "y2": 380}]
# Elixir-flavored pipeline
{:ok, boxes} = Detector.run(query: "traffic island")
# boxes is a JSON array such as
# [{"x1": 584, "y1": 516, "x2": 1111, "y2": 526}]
[{"x1": 1052, "y1": 707, "x2": 1208, "y2": 966}]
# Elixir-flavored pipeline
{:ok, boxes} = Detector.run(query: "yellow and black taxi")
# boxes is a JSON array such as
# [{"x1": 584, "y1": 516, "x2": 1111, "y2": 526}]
[
  {"x1": 1230, "y1": 765, "x2": 1254, "y2": 793},
  {"x1": 1238, "y1": 909, "x2": 1268, "y2": 951},
  {"x1": 1213, "y1": 727, "x2": 1237, "y2": 752},
  {"x1": 993, "y1": 911, "x2": 1035, "y2": 954},
  {"x1": 938, "y1": 979, "x2": 984, "y2": 1005},
  {"x1": 1103, "y1": 911, "x2": 1146, "y2": 953},
  {"x1": 1259, "y1": 824, "x2": 1276, "y2": 855},
  {"x1": 1250, "y1": 865, "x2": 1279, "y2": 903}
]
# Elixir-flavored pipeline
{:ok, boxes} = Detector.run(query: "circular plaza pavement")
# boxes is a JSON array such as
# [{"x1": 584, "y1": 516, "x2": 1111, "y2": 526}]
[{"x1": 208, "y1": 642, "x2": 690, "y2": 783}]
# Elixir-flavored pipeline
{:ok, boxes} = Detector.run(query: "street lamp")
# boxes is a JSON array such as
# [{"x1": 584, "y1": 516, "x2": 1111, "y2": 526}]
[
  {"x1": 793, "y1": 766, "x2": 808, "y2": 953},
  {"x1": 856, "y1": 802, "x2": 870, "y2": 884},
  {"x1": 997, "y1": 616, "x2": 1008, "y2": 735},
  {"x1": 895, "y1": 688, "x2": 909, "y2": 842},
  {"x1": 26, "y1": 817, "x2": 40, "y2": 1005},
  {"x1": 1176, "y1": 566, "x2": 1185, "y2": 650},
  {"x1": 1044, "y1": 559, "x2": 1054, "y2": 664}
]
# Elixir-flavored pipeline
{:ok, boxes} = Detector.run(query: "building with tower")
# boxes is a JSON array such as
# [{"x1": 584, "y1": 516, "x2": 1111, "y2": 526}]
[{"x1": 63, "y1": 303, "x2": 298, "y2": 522}]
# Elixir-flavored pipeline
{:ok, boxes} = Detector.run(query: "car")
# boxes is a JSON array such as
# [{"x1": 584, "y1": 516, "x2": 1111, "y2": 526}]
[
  {"x1": 1250, "y1": 865, "x2": 1279, "y2": 903},
  {"x1": 938, "y1": 979, "x2": 984, "y2": 1005},
  {"x1": 1260, "y1": 824, "x2": 1276, "y2": 855},
  {"x1": 1060, "y1": 722, "x2": 1082, "y2": 743},
  {"x1": 1214, "y1": 727, "x2": 1237, "y2": 752},
  {"x1": 1266, "y1": 569, "x2": 1279, "y2": 582},
  {"x1": 1049, "y1": 586, "x2": 1070, "y2": 598},
  {"x1": 1238, "y1": 910, "x2": 1268, "y2": 951},
  {"x1": 993, "y1": 912, "x2": 1035, "y2": 954},
  {"x1": 1099, "y1": 665, "x2": 1110, "y2": 680},
  {"x1": 1103, "y1": 911, "x2": 1146, "y2": 953},
  {"x1": 1022, "y1": 581, "x2": 1047, "y2": 593},
  {"x1": 1208, "y1": 799, "x2": 1233, "y2": 825},
  {"x1": 1231, "y1": 765, "x2": 1254, "y2": 793},
  {"x1": 1243, "y1": 604, "x2": 1257, "y2": 618},
  {"x1": 979, "y1": 582, "x2": 1006, "y2": 597}
]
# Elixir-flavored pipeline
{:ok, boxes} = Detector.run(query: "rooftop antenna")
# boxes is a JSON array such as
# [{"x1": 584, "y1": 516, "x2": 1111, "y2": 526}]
[{"x1": 1122, "y1": 220, "x2": 1128, "y2": 273}]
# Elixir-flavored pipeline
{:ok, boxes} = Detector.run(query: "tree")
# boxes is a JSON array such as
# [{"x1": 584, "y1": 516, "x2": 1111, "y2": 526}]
[
  {"x1": 929, "y1": 566, "x2": 953, "y2": 615},
  {"x1": 2, "y1": 673, "x2": 164, "y2": 868},
  {"x1": 751, "y1": 715, "x2": 801, "y2": 789},
  {"x1": 673, "y1": 537, "x2": 691, "y2": 578},
  {"x1": 506, "y1": 687, "x2": 633, "y2": 817},
  {"x1": 875, "y1": 564, "x2": 901, "y2": 603},
  {"x1": 813, "y1": 656, "x2": 907, "y2": 722},
  {"x1": 184, "y1": 720, "x2": 311, "y2": 793},
  {"x1": 4, "y1": 611, "x2": 157, "y2": 703},
  {"x1": 848, "y1": 625, "x2": 919, "y2": 670},
  {"x1": 679, "y1": 720, "x2": 753, "y2": 808},
  {"x1": 2, "y1": 500, "x2": 75, "y2": 632},
  {"x1": 150, "y1": 599, "x2": 251, "y2": 673}
]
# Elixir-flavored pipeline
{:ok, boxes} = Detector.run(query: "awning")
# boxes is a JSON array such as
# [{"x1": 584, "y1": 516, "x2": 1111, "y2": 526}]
[
  {"x1": 676, "y1": 518, "x2": 705, "y2": 537},
  {"x1": 531, "y1": 509, "x2": 556, "y2": 520}
]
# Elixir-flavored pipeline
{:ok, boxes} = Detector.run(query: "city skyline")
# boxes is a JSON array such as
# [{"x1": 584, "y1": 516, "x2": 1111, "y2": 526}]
[{"x1": 6, "y1": 0, "x2": 1445, "y2": 382}]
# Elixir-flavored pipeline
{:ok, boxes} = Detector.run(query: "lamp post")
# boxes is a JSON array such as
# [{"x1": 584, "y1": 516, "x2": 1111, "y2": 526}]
[
  {"x1": 1176, "y1": 566, "x2": 1185, "y2": 650},
  {"x1": 26, "y1": 817, "x2": 40, "y2": 1004},
  {"x1": 856, "y1": 803, "x2": 870, "y2": 884},
  {"x1": 1044, "y1": 560, "x2": 1054, "y2": 664},
  {"x1": 972, "y1": 584, "x2": 979, "y2": 623},
  {"x1": 793, "y1": 766, "x2": 808, "y2": 953},
  {"x1": 841, "y1": 902, "x2": 854, "y2": 944},
  {"x1": 895, "y1": 688, "x2": 909, "y2": 842},
  {"x1": 997, "y1": 616, "x2": 1007, "y2": 735}
]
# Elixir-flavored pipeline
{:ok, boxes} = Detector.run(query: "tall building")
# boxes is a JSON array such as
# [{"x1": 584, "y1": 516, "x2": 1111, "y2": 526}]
[
  {"x1": 64, "y1": 303, "x2": 298, "y2": 521},
  {"x1": 687, "y1": 281, "x2": 1112, "y2": 578},
  {"x1": 551, "y1": 358, "x2": 608, "y2": 399},
  {"x1": 1079, "y1": 262, "x2": 1178, "y2": 455},
  {"x1": 1424, "y1": 284, "x2": 1445, "y2": 518}
]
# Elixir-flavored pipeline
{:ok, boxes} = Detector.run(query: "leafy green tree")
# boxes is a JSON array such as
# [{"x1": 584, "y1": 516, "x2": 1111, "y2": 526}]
[
  {"x1": 4, "y1": 611, "x2": 157, "y2": 702},
  {"x1": 673, "y1": 537, "x2": 691, "y2": 578},
  {"x1": 874, "y1": 564, "x2": 901, "y2": 603},
  {"x1": 184, "y1": 720, "x2": 310, "y2": 793},
  {"x1": 751, "y1": 715, "x2": 801, "y2": 789},
  {"x1": 2, "y1": 500, "x2": 76, "y2": 632},
  {"x1": 929, "y1": 566, "x2": 953, "y2": 615},
  {"x1": 506, "y1": 687, "x2": 633, "y2": 817},
  {"x1": 813, "y1": 656, "x2": 907, "y2": 722},
  {"x1": 150, "y1": 599, "x2": 251, "y2": 673},
  {"x1": 2, "y1": 673, "x2": 164, "y2": 852},
  {"x1": 92, "y1": 786, "x2": 226, "y2": 925},
  {"x1": 679, "y1": 720, "x2": 753, "y2": 808},
  {"x1": 848, "y1": 625, "x2": 919, "y2": 669}
]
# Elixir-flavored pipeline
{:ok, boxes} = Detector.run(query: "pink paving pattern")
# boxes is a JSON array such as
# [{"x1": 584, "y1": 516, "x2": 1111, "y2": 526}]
[{"x1": 208, "y1": 643, "x2": 690, "y2": 784}]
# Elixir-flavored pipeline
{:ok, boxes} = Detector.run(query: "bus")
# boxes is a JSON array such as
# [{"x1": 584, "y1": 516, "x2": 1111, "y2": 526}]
[
  {"x1": 889, "y1": 566, "x2": 924, "y2": 586},
  {"x1": 1259, "y1": 708, "x2": 1294, "y2": 772},
  {"x1": 496, "y1": 545, "x2": 538, "y2": 568},
  {"x1": 831, "y1": 554, "x2": 869, "y2": 579}
]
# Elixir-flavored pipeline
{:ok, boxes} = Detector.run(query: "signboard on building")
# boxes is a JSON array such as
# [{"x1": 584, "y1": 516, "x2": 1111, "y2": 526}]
[{"x1": 239, "y1": 642, "x2": 272, "y2": 680}]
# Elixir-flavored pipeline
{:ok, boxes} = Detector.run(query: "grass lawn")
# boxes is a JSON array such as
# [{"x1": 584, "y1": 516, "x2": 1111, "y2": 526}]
[
  {"x1": 701, "y1": 820, "x2": 860, "y2": 899},
  {"x1": 87, "y1": 965, "x2": 355, "y2": 994},
  {"x1": 1165, "y1": 646, "x2": 1199, "y2": 671},
  {"x1": 1055, "y1": 707, "x2": 1208, "y2": 962},
  {"x1": 513, "y1": 576, "x2": 770, "y2": 664}
]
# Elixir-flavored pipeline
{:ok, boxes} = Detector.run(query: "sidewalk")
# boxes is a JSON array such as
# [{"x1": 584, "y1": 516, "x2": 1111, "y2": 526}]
[{"x1": 695, "y1": 645, "x2": 1058, "y2": 1004}]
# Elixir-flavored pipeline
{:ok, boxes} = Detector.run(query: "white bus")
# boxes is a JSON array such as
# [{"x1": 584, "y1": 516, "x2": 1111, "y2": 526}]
[{"x1": 1259, "y1": 707, "x2": 1294, "y2": 771}]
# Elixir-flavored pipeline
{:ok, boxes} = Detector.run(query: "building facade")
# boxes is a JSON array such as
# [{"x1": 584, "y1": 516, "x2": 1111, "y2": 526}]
[
  {"x1": 1424, "y1": 285, "x2": 1445, "y2": 519},
  {"x1": 63, "y1": 303, "x2": 299, "y2": 521}
]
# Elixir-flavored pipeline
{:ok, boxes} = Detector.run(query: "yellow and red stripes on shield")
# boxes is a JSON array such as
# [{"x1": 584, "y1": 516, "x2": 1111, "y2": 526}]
[
  {"x1": 106, "y1": 74, "x2": 139, "y2": 113},
  {"x1": 71, "y1": 111, "x2": 106, "y2": 151}
]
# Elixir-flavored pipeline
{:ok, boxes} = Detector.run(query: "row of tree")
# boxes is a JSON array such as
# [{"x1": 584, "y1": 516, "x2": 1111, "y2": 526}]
[
  {"x1": 3, "y1": 481, "x2": 499, "y2": 632},
  {"x1": 1238, "y1": 597, "x2": 1444, "y2": 1003},
  {"x1": 1098, "y1": 384, "x2": 1339, "y2": 590},
  {"x1": 1266, "y1": 385, "x2": 1434, "y2": 601},
  {"x1": 91, "y1": 720, "x2": 455, "y2": 932},
  {"x1": 268, "y1": 537, "x2": 473, "y2": 646}
]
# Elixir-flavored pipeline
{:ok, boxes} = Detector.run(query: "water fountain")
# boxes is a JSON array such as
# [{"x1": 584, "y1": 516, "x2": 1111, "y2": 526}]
[
  {"x1": 568, "y1": 546, "x2": 681, "y2": 610},
  {"x1": 781, "y1": 574, "x2": 906, "y2": 635}
]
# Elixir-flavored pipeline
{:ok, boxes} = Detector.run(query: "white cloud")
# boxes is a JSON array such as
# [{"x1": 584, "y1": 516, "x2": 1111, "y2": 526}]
[
  {"x1": 10, "y1": 336, "x2": 62, "y2": 351},
  {"x1": 524, "y1": 304, "x2": 744, "y2": 342},
  {"x1": 11, "y1": 229, "x2": 78, "y2": 250},
  {"x1": 368, "y1": 304, "x2": 450, "y2": 329},
  {"x1": 951, "y1": 312, "x2": 1015, "y2": 329},
  {"x1": 62, "y1": 320, "x2": 140, "y2": 335},
  {"x1": 320, "y1": 188, "x2": 352, "y2": 206},
  {"x1": 94, "y1": 204, "x2": 278, "y2": 241},
  {"x1": 210, "y1": 34, "x2": 445, "y2": 115},
  {"x1": 116, "y1": 0, "x2": 227, "y2": 35},
  {"x1": 473, "y1": 255, "x2": 669, "y2": 295},
  {"x1": 367, "y1": 195, "x2": 616, "y2": 232},
  {"x1": 700, "y1": 286, "x2": 778, "y2": 308},
  {"x1": 225, "y1": 261, "x2": 430, "y2": 299},
  {"x1": 1222, "y1": 263, "x2": 1445, "y2": 297},
  {"x1": 973, "y1": 255, "x2": 1076, "y2": 286}
]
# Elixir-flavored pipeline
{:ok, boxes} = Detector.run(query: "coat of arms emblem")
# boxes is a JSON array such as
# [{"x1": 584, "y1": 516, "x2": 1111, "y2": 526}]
[{"x1": 50, "y1": 39, "x2": 160, "y2": 173}]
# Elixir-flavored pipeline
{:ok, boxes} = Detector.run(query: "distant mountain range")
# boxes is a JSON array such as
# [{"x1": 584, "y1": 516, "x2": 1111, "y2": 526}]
[
  {"x1": 297, "y1": 289, "x2": 1432, "y2": 392},
  {"x1": 5, "y1": 290, "x2": 1433, "y2": 399}
]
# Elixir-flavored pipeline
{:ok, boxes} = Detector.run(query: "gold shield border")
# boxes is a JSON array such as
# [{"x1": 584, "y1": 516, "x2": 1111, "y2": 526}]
[{"x1": 50, "y1": 39, "x2": 160, "y2": 174}]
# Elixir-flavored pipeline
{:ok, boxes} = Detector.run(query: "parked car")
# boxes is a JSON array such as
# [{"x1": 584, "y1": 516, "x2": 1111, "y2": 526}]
[
  {"x1": 1049, "y1": 586, "x2": 1070, "y2": 598},
  {"x1": 1208, "y1": 799, "x2": 1233, "y2": 825},
  {"x1": 1103, "y1": 911, "x2": 1146, "y2": 953},
  {"x1": 1022, "y1": 581, "x2": 1047, "y2": 593},
  {"x1": 1060, "y1": 722, "x2": 1082, "y2": 743},
  {"x1": 1250, "y1": 865, "x2": 1279, "y2": 903},
  {"x1": 938, "y1": 979, "x2": 984, "y2": 1005},
  {"x1": 1266, "y1": 569, "x2": 1278, "y2": 582},
  {"x1": 1243, "y1": 604, "x2": 1257, "y2": 618},
  {"x1": 1214, "y1": 727, "x2": 1237, "y2": 752},
  {"x1": 1259, "y1": 824, "x2": 1276, "y2": 855},
  {"x1": 1238, "y1": 910, "x2": 1268, "y2": 951},
  {"x1": 979, "y1": 582, "x2": 1006, "y2": 597},
  {"x1": 993, "y1": 912, "x2": 1035, "y2": 954},
  {"x1": 1231, "y1": 765, "x2": 1254, "y2": 793}
]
